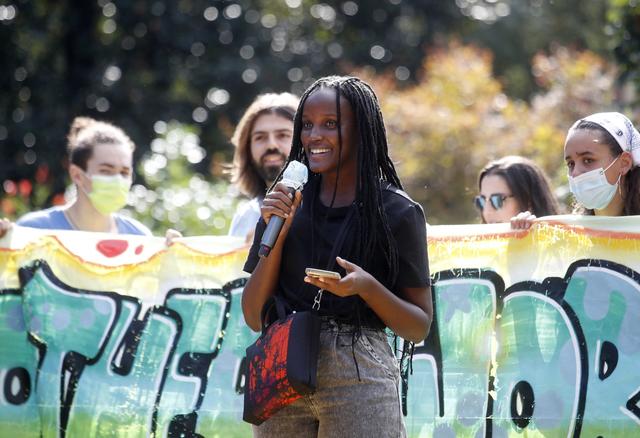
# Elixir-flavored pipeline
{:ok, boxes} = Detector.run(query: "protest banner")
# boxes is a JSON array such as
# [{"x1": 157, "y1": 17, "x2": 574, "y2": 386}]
[{"x1": 1, "y1": 216, "x2": 639, "y2": 437}]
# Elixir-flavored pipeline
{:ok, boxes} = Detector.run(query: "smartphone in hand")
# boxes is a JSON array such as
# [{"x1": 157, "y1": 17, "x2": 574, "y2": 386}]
[{"x1": 305, "y1": 268, "x2": 341, "y2": 280}]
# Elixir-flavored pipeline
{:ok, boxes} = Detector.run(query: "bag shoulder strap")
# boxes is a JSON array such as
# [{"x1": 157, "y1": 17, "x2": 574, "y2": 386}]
[
  {"x1": 262, "y1": 201, "x2": 357, "y2": 329},
  {"x1": 323, "y1": 205, "x2": 356, "y2": 271},
  {"x1": 260, "y1": 295, "x2": 291, "y2": 334}
]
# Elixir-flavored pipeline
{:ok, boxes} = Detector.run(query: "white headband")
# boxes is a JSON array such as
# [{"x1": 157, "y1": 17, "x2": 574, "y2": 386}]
[{"x1": 569, "y1": 112, "x2": 640, "y2": 167}]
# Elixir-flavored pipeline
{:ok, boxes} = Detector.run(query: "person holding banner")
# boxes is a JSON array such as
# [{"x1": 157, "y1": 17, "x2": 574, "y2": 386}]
[
  {"x1": 475, "y1": 155, "x2": 560, "y2": 228},
  {"x1": 509, "y1": 111, "x2": 640, "y2": 229},
  {"x1": 242, "y1": 76, "x2": 432, "y2": 437},
  {"x1": 0, "y1": 117, "x2": 157, "y2": 237},
  {"x1": 228, "y1": 93, "x2": 299, "y2": 242}
]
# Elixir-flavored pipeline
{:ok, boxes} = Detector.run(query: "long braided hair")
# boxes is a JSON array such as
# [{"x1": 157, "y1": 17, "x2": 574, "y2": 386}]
[
  {"x1": 274, "y1": 77, "x2": 415, "y2": 386},
  {"x1": 276, "y1": 75, "x2": 403, "y2": 287}
]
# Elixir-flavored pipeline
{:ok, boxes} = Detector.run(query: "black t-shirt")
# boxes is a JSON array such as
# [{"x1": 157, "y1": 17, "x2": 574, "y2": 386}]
[{"x1": 244, "y1": 176, "x2": 430, "y2": 327}]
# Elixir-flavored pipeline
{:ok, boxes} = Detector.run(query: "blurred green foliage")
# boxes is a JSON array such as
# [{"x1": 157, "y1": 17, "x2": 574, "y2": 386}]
[
  {"x1": 374, "y1": 43, "x2": 617, "y2": 224},
  {"x1": 130, "y1": 121, "x2": 239, "y2": 235},
  {"x1": 609, "y1": 0, "x2": 640, "y2": 107},
  {"x1": 3, "y1": 43, "x2": 619, "y2": 230},
  {"x1": 0, "y1": 0, "x2": 461, "y2": 196},
  {"x1": 0, "y1": 0, "x2": 634, "y2": 228}
]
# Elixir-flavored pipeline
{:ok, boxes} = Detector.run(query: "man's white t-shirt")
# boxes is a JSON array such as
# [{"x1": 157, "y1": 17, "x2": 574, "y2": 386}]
[{"x1": 228, "y1": 197, "x2": 262, "y2": 238}]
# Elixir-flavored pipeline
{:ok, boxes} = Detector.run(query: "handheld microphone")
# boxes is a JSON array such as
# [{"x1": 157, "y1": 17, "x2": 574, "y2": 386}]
[{"x1": 258, "y1": 160, "x2": 308, "y2": 258}]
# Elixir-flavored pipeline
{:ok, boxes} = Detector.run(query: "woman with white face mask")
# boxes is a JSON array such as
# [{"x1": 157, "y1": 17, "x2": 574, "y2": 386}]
[
  {"x1": 1, "y1": 117, "x2": 152, "y2": 236},
  {"x1": 565, "y1": 112, "x2": 640, "y2": 216},
  {"x1": 509, "y1": 112, "x2": 640, "y2": 229}
]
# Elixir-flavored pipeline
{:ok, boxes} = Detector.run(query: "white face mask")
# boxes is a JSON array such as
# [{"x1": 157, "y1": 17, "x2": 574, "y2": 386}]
[{"x1": 568, "y1": 156, "x2": 620, "y2": 210}]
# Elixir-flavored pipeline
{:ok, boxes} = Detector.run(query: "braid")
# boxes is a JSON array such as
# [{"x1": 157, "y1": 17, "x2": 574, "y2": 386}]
[
  {"x1": 331, "y1": 83, "x2": 342, "y2": 208},
  {"x1": 281, "y1": 76, "x2": 402, "y2": 287}
]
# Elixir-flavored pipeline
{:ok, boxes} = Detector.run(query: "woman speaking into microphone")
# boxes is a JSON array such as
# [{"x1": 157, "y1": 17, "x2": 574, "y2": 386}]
[{"x1": 242, "y1": 76, "x2": 432, "y2": 437}]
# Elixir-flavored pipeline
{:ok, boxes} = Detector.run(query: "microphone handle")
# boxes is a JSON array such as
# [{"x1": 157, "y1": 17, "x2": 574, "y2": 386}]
[
  {"x1": 258, "y1": 215, "x2": 285, "y2": 257},
  {"x1": 258, "y1": 187, "x2": 295, "y2": 258}
]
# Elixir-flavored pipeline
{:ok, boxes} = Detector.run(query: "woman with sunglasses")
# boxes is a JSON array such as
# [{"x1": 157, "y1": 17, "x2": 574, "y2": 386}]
[
  {"x1": 475, "y1": 155, "x2": 560, "y2": 228},
  {"x1": 564, "y1": 112, "x2": 640, "y2": 216}
]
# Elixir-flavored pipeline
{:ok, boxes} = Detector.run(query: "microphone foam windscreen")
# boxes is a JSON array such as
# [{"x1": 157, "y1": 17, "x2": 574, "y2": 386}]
[{"x1": 281, "y1": 160, "x2": 309, "y2": 190}]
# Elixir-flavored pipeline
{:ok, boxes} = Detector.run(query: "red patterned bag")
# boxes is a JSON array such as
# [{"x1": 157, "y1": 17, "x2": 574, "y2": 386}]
[{"x1": 243, "y1": 298, "x2": 320, "y2": 425}]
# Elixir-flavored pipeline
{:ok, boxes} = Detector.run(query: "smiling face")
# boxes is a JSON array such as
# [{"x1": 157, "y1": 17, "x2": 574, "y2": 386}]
[
  {"x1": 478, "y1": 174, "x2": 521, "y2": 223},
  {"x1": 300, "y1": 87, "x2": 358, "y2": 179},
  {"x1": 250, "y1": 112, "x2": 293, "y2": 185}
]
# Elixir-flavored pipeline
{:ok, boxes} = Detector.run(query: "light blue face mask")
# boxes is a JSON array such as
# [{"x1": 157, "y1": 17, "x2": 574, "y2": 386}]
[{"x1": 568, "y1": 156, "x2": 620, "y2": 210}]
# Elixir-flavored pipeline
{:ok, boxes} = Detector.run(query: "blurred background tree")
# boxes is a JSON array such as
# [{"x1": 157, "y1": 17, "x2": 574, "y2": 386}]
[
  {"x1": 0, "y1": 0, "x2": 636, "y2": 230},
  {"x1": 373, "y1": 43, "x2": 617, "y2": 223},
  {"x1": 130, "y1": 121, "x2": 239, "y2": 234},
  {"x1": 609, "y1": 0, "x2": 640, "y2": 109}
]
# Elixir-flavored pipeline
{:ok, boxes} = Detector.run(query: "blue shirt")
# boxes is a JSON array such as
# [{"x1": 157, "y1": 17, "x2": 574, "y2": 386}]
[{"x1": 17, "y1": 207, "x2": 152, "y2": 236}]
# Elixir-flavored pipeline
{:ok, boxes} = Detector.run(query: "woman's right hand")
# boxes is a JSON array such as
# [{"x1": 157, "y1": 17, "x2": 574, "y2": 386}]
[
  {"x1": 510, "y1": 211, "x2": 537, "y2": 230},
  {"x1": 260, "y1": 182, "x2": 302, "y2": 237},
  {"x1": 243, "y1": 185, "x2": 302, "y2": 331}
]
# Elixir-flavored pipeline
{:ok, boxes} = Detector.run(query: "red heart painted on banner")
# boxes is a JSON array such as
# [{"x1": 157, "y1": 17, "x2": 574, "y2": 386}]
[{"x1": 96, "y1": 239, "x2": 129, "y2": 257}]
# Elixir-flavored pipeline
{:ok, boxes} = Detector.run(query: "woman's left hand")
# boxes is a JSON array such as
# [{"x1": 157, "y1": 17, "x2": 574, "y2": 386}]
[
  {"x1": 164, "y1": 228, "x2": 183, "y2": 246},
  {"x1": 303, "y1": 256, "x2": 373, "y2": 298}
]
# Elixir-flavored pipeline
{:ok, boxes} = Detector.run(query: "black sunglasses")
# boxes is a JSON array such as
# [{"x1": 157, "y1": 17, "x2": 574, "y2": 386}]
[{"x1": 474, "y1": 193, "x2": 514, "y2": 211}]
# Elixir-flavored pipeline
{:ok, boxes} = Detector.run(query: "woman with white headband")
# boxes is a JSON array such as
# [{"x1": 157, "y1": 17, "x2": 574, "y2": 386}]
[
  {"x1": 564, "y1": 112, "x2": 640, "y2": 216},
  {"x1": 508, "y1": 111, "x2": 639, "y2": 228}
]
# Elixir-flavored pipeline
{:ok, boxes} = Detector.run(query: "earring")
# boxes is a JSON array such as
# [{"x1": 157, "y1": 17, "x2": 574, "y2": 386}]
[{"x1": 619, "y1": 179, "x2": 625, "y2": 199}]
